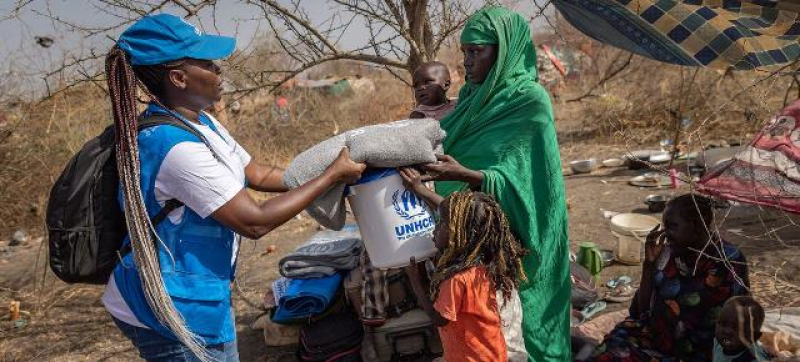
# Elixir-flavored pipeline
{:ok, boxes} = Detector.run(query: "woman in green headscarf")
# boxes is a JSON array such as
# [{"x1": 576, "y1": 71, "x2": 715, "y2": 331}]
[{"x1": 403, "y1": 6, "x2": 571, "y2": 361}]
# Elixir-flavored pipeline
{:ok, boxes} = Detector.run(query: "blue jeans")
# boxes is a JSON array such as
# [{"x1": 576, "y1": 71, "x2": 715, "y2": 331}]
[{"x1": 112, "y1": 317, "x2": 239, "y2": 362}]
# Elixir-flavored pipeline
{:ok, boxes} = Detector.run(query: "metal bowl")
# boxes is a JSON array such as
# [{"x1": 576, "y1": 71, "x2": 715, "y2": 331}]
[
  {"x1": 602, "y1": 158, "x2": 625, "y2": 167},
  {"x1": 600, "y1": 249, "x2": 615, "y2": 267},
  {"x1": 648, "y1": 152, "x2": 671, "y2": 164},
  {"x1": 645, "y1": 194, "x2": 669, "y2": 212},
  {"x1": 570, "y1": 159, "x2": 598, "y2": 174}
]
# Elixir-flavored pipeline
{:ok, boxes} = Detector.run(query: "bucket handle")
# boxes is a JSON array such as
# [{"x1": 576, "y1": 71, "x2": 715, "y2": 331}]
[{"x1": 611, "y1": 230, "x2": 649, "y2": 243}]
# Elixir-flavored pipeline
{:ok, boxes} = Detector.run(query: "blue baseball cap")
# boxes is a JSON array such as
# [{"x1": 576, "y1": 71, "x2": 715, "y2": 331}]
[{"x1": 118, "y1": 14, "x2": 235, "y2": 66}]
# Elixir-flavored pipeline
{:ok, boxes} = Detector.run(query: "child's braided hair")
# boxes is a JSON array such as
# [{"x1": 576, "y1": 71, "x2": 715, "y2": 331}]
[{"x1": 430, "y1": 191, "x2": 527, "y2": 302}]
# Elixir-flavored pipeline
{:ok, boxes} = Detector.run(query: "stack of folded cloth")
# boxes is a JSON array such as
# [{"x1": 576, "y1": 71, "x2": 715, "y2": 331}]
[
  {"x1": 278, "y1": 224, "x2": 362, "y2": 278},
  {"x1": 272, "y1": 224, "x2": 362, "y2": 323}
]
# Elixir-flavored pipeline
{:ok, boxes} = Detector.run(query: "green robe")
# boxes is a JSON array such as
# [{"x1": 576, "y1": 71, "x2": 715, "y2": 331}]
[{"x1": 436, "y1": 6, "x2": 571, "y2": 361}]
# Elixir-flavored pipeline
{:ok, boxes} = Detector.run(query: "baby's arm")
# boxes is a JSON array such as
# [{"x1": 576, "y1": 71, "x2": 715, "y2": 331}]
[{"x1": 404, "y1": 257, "x2": 450, "y2": 327}]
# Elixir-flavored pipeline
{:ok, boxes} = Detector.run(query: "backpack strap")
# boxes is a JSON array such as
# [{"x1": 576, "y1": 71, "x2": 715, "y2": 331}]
[
  {"x1": 117, "y1": 114, "x2": 219, "y2": 259},
  {"x1": 118, "y1": 198, "x2": 184, "y2": 258},
  {"x1": 138, "y1": 114, "x2": 218, "y2": 157},
  {"x1": 140, "y1": 113, "x2": 228, "y2": 166}
]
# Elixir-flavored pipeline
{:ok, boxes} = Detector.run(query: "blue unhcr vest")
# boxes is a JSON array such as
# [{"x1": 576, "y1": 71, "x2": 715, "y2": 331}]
[{"x1": 113, "y1": 104, "x2": 239, "y2": 344}]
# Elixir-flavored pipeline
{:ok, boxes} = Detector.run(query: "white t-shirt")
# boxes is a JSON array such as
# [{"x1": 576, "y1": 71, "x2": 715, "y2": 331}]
[{"x1": 103, "y1": 112, "x2": 251, "y2": 328}]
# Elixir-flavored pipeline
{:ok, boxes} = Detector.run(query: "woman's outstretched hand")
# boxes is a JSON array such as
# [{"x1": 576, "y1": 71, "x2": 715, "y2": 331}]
[
  {"x1": 419, "y1": 154, "x2": 484, "y2": 189},
  {"x1": 328, "y1": 147, "x2": 366, "y2": 184},
  {"x1": 418, "y1": 155, "x2": 467, "y2": 182}
]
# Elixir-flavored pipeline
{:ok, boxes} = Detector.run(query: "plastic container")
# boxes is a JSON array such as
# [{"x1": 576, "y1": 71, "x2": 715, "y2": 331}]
[
  {"x1": 609, "y1": 213, "x2": 660, "y2": 265},
  {"x1": 347, "y1": 168, "x2": 437, "y2": 269}
]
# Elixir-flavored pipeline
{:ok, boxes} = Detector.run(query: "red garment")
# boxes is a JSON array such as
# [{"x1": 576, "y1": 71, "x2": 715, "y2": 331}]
[
  {"x1": 276, "y1": 96, "x2": 288, "y2": 109},
  {"x1": 434, "y1": 266, "x2": 507, "y2": 362}
]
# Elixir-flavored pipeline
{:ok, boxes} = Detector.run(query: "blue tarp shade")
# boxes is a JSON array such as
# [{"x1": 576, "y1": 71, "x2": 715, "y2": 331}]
[{"x1": 552, "y1": 0, "x2": 800, "y2": 69}]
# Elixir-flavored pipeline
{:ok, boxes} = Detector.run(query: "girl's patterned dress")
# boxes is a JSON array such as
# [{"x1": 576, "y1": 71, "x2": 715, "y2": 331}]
[{"x1": 590, "y1": 240, "x2": 749, "y2": 362}]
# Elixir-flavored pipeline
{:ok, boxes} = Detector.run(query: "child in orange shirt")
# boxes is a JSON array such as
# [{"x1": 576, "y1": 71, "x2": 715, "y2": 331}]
[{"x1": 403, "y1": 189, "x2": 528, "y2": 362}]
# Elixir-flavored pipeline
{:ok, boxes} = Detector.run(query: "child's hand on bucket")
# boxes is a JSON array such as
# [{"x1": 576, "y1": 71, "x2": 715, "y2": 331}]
[
  {"x1": 329, "y1": 147, "x2": 366, "y2": 184},
  {"x1": 400, "y1": 167, "x2": 428, "y2": 195}
]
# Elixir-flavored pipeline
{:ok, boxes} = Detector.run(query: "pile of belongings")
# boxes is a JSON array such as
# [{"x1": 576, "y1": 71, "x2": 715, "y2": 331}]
[
  {"x1": 699, "y1": 99, "x2": 800, "y2": 214},
  {"x1": 282, "y1": 119, "x2": 445, "y2": 230},
  {"x1": 552, "y1": 0, "x2": 800, "y2": 70},
  {"x1": 272, "y1": 225, "x2": 361, "y2": 323},
  {"x1": 266, "y1": 223, "x2": 447, "y2": 361}
]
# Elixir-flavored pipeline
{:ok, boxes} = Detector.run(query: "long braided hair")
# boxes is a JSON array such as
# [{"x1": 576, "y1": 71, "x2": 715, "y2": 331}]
[
  {"x1": 105, "y1": 46, "x2": 212, "y2": 362},
  {"x1": 430, "y1": 191, "x2": 528, "y2": 302}
]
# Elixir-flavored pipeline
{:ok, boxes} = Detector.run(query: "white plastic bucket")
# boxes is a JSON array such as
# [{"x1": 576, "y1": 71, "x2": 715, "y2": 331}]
[
  {"x1": 347, "y1": 168, "x2": 437, "y2": 269},
  {"x1": 609, "y1": 213, "x2": 660, "y2": 265}
]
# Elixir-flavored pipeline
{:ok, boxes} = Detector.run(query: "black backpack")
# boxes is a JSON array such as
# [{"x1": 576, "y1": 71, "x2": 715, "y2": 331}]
[{"x1": 46, "y1": 114, "x2": 211, "y2": 284}]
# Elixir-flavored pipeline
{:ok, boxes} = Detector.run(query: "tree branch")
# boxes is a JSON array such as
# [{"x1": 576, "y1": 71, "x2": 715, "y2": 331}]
[
  {"x1": 260, "y1": 0, "x2": 339, "y2": 54},
  {"x1": 568, "y1": 52, "x2": 634, "y2": 103}
]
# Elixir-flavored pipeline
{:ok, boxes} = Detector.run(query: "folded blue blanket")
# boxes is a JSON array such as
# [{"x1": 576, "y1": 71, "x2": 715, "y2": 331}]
[{"x1": 272, "y1": 273, "x2": 342, "y2": 323}]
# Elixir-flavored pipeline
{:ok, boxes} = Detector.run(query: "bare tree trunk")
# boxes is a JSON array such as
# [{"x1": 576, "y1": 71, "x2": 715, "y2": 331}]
[{"x1": 404, "y1": 0, "x2": 436, "y2": 72}]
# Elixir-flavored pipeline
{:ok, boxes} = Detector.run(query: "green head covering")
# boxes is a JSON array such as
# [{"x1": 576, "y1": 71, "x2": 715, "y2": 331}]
[
  {"x1": 439, "y1": 7, "x2": 539, "y2": 160},
  {"x1": 439, "y1": 6, "x2": 541, "y2": 192},
  {"x1": 436, "y1": 6, "x2": 571, "y2": 360},
  {"x1": 460, "y1": 8, "x2": 499, "y2": 44}
]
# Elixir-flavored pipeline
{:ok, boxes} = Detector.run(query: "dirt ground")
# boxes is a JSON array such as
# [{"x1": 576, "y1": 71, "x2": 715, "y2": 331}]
[{"x1": 2, "y1": 114, "x2": 800, "y2": 362}]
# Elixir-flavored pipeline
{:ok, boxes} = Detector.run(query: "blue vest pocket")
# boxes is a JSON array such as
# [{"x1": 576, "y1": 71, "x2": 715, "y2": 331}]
[
  {"x1": 163, "y1": 274, "x2": 229, "y2": 301},
  {"x1": 162, "y1": 274, "x2": 233, "y2": 339},
  {"x1": 172, "y1": 238, "x2": 232, "y2": 279}
]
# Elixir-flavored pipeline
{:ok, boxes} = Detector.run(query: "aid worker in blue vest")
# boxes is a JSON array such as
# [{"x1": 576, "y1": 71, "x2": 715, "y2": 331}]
[{"x1": 101, "y1": 14, "x2": 366, "y2": 361}]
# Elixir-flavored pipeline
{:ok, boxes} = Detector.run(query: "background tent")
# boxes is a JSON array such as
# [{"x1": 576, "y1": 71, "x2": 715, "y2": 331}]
[
  {"x1": 552, "y1": 0, "x2": 800, "y2": 70},
  {"x1": 699, "y1": 100, "x2": 800, "y2": 214}
]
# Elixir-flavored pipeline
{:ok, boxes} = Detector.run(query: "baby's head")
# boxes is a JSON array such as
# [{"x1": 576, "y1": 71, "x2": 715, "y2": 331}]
[
  {"x1": 715, "y1": 296, "x2": 765, "y2": 356},
  {"x1": 412, "y1": 61, "x2": 451, "y2": 107}
]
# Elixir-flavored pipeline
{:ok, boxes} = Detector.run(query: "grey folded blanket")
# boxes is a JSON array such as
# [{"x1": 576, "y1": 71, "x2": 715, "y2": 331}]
[
  {"x1": 282, "y1": 119, "x2": 445, "y2": 230},
  {"x1": 279, "y1": 224, "x2": 363, "y2": 278}
]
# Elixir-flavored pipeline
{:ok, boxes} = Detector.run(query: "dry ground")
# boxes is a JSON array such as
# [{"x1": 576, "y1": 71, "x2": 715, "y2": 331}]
[{"x1": 2, "y1": 102, "x2": 799, "y2": 362}]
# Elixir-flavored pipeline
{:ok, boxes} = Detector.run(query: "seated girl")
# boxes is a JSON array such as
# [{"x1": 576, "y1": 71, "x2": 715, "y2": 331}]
[{"x1": 586, "y1": 194, "x2": 750, "y2": 362}]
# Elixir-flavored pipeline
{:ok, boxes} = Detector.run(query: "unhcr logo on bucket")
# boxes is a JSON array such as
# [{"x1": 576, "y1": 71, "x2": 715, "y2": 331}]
[{"x1": 392, "y1": 189, "x2": 435, "y2": 241}]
